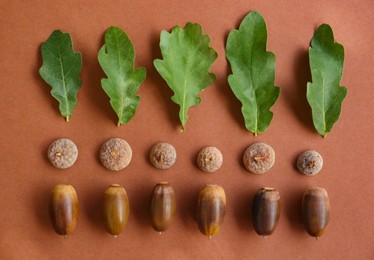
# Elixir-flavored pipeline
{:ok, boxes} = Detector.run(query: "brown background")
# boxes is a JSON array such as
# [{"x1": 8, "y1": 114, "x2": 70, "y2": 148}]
[{"x1": 1, "y1": 0, "x2": 373, "y2": 259}]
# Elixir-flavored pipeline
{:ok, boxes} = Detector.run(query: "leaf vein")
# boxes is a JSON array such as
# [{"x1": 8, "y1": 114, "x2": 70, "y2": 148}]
[{"x1": 57, "y1": 44, "x2": 70, "y2": 117}]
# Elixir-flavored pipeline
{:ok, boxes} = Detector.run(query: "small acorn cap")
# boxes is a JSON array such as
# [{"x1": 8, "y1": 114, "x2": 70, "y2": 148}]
[
  {"x1": 303, "y1": 187, "x2": 328, "y2": 197},
  {"x1": 100, "y1": 138, "x2": 132, "y2": 171},
  {"x1": 297, "y1": 150, "x2": 323, "y2": 176},
  {"x1": 256, "y1": 187, "x2": 280, "y2": 200},
  {"x1": 243, "y1": 142, "x2": 275, "y2": 174},
  {"x1": 47, "y1": 138, "x2": 78, "y2": 169},
  {"x1": 149, "y1": 142, "x2": 176, "y2": 169},
  {"x1": 197, "y1": 146, "x2": 223, "y2": 173}
]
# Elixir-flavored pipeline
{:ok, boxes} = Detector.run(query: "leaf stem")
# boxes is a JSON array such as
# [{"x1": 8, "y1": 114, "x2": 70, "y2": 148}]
[{"x1": 66, "y1": 116, "x2": 70, "y2": 122}]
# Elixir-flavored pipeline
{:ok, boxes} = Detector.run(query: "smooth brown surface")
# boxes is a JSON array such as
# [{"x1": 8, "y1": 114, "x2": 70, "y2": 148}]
[
  {"x1": 103, "y1": 184, "x2": 130, "y2": 236},
  {"x1": 49, "y1": 184, "x2": 79, "y2": 236},
  {"x1": 252, "y1": 187, "x2": 281, "y2": 236},
  {"x1": 302, "y1": 187, "x2": 330, "y2": 237},
  {"x1": 0, "y1": 0, "x2": 373, "y2": 258},
  {"x1": 197, "y1": 184, "x2": 226, "y2": 238},
  {"x1": 150, "y1": 182, "x2": 176, "y2": 232}
]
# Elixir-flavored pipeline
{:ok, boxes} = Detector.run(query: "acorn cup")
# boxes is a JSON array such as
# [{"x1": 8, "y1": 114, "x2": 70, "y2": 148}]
[
  {"x1": 103, "y1": 184, "x2": 130, "y2": 236},
  {"x1": 49, "y1": 184, "x2": 79, "y2": 236},
  {"x1": 196, "y1": 184, "x2": 226, "y2": 239},
  {"x1": 301, "y1": 187, "x2": 330, "y2": 238},
  {"x1": 150, "y1": 182, "x2": 176, "y2": 233},
  {"x1": 252, "y1": 187, "x2": 281, "y2": 237}
]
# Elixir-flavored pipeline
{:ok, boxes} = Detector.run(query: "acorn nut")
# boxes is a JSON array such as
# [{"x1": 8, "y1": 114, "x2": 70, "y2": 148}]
[
  {"x1": 49, "y1": 184, "x2": 79, "y2": 236},
  {"x1": 252, "y1": 187, "x2": 281, "y2": 237},
  {"x1": 103, "y1": 184, "x2": 130, "y2": 236},
  {"x1": 196, "y1": 184, "x2": 226, "y2": 239},
  {"x1": 302, "y1": 187, "x2": 330, "y2": 238},
  {"x1": 150, "y1": 182, "x2": 176, "y2": 233}
]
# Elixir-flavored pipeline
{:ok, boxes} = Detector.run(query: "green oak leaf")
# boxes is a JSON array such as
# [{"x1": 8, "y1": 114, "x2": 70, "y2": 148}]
[
  {"x1": 154, "y1": 23, "x2": 218, "y2": 131},
  {"x1": 39, "y1": 30, "x2": 82, "y2": 122},
  {"x1": 226, "y1": 11, "x2": 280, "y2": 136},
  {"x1": 98, "y1": 26, "x2": 146, "y2": 126},
  {"x1": 307, "y1": 24, "x2": 347, "y2": 137}
]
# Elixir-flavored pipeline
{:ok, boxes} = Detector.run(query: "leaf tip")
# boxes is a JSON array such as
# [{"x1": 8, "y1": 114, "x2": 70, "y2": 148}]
[
  {"x1": 51, "y1": 29, "x2": 64, "y2": 37},
  {"x1": 319, "y1": 23, "x2": 332, "y2": 31}
]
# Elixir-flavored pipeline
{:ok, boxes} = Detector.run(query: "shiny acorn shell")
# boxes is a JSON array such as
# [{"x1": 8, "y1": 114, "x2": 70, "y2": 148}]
[
  {"x1": 252, "y1": 187, "x2": 280, "y2": 236},
  {"x1": 302, "y1": 187, "x2": 330, "y2": 238},
  {"x1": 49, "y1": 184, "x2": 79, "y2": 236},
  {"x1": 196, "y1": 184, "x2": 226, "y2": 238},
  {"x1": 103, "y1": 184, "x2": 130, "y2": 236},
  {"x1": 150, "y1": 182, "x2": 176, "y2": 232}
]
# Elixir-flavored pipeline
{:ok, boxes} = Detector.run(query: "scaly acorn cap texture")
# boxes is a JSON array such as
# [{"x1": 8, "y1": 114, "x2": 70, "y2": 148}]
[{"x1": 243, "y1": 142, "x2": 275, "y2": 174}]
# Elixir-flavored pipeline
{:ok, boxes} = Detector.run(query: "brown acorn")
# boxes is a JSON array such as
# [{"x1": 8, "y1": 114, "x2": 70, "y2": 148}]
[
  {"x1": 302, "y1": 187, "x2": 330, "y2": 238},
  {"x1": 103, "y1": 184, "x2": 130, "y2": 236},
  {"x1": 196, "y1": 184, "x2": 226, "y2": 238},
  {"x1": 150, "y1": 182, "x2": 176, "y2": 233},
  {"x1": 49, "y1": 184, "x2": 79, "y2": 236},
  {"x1": 252, "y1": 187, "x2": 280, "y2": 237}
]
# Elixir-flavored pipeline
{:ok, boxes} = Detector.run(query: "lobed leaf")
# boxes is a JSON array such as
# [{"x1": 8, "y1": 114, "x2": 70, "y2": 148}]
[
  {"x1": 98, "y1": 26, "x2": 146, "y2": 126},
  {"x1": 226, "y1": 11, "x2": 280, "y2": 136},
  {"x1": 39, "y1": 30, "x2": 82, "y2": 121},
  {"x1": 154, "y1": 23, "x2": 218, "y2": 131},
  {"x1": 307, "y1": 24, "x2": 347, "y2": 137}
]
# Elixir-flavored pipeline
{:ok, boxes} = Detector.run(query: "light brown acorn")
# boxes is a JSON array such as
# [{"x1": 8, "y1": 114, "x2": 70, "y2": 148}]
[
  {"x1": 196, "y1": 184, "x2": 226, "y2": 239},
  {"x1": 49, "y1": 184, "x2": 79, "y2": 236},
  {"x1": 302, "y1": 187, "x2": 330, "y2": 238},
  {"x1": 150, "y1": 182, "x2": 176, "y2": 233},
  {"x1": 252, "y1": 187, "x2": 280, "y2": 237},
  {"x1": 103, "y1": 184, "x2": 130, "y2": 236}
]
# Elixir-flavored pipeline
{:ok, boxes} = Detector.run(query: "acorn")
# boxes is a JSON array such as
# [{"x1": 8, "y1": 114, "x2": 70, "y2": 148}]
[
  {"x1": 252, "y1": 187, "x2": 280, "y2": 237},
  {"x1": 103, "y1": 184, "x2": 130, "y2": 236},
  {"x1": 150, "y1": 182, "x2": 176, "y2": 233},
  {"x1": 302, "y1": 187, "x2": 330, "y2": 238},
  {"x1": 49, "y1": 184, "x2": 79, "y2": 236},
  {"x1": 196, "y1": 184, "x2": 226, "y2": 239}
]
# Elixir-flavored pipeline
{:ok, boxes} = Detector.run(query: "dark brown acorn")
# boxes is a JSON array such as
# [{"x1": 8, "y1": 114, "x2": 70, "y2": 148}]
[
  {"x1": 49, "y1": 184, "x2": 79, "y2": 236},
  {"x1": 252, "y1": 187, "x2": 280, "y2": 237},
  {"x1": 150, "y1": 182, "x2": 176, "y2": 233},
  {"x1": 196, "y1": 184, "x2": 226, "y2": 239},
  {"x1": 302, "y1": 187, "x2": 330, "y2": 238},
  {"x1": 103, "y1": 184, "x2": 130, "y2": 236}
]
